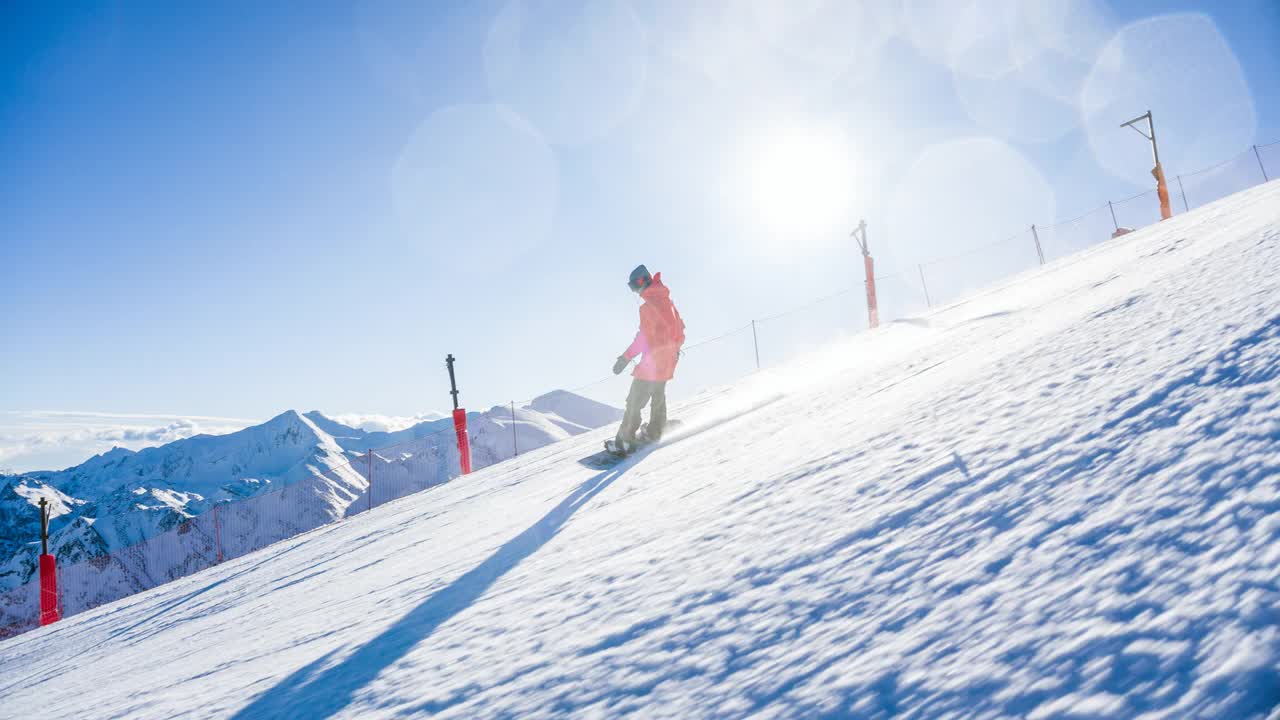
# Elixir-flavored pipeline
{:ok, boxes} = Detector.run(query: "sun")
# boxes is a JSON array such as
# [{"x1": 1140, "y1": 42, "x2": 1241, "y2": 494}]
[{"x1": 746, "y1": 125, "x2": 857, "y2": 240}]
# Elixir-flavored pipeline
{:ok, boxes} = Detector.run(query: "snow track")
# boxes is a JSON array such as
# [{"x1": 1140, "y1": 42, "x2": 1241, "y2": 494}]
[{"x1": 1, "y1": 182, "x2": 1279, "y2": 719}]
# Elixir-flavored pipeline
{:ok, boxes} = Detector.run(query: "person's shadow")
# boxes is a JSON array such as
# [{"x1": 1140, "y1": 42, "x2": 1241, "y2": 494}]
[{"x1": 231, "y1": 462, "x2": 633, "y2": 719}]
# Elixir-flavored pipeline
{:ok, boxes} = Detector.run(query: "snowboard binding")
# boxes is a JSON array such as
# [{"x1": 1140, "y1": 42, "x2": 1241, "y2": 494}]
[
  {"x1": 603, "y1": 438, "x2": 635, "y2": 457},
  {"x1": 606, "y1": 422, "x2": 666, "y2": 456}
]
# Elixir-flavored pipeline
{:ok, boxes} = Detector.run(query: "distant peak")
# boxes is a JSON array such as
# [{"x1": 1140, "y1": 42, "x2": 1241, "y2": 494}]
[
  {"x1": 279, "y1": 409, "x2": 304, "y2": 421},
  {"x1": 300, "y1": 411, "x2": 367, "y2": 439},
  {"x1": 95, "y1": 446, "x2": 136, "y2": 462},
  {"x1": 248, "y1": 410, "x2": 333, "y2": 447},
  {"x1": 263, "y1": 409, "x2": 305, "y2": 426},
  {"x1": 530, "y1": 389, "x2": 615, "y2": 410}
]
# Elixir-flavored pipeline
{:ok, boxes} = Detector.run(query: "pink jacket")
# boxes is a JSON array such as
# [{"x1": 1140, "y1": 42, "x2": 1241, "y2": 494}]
[{"x1": 622, "y1": 273, "x2": 684, "y2": 381}]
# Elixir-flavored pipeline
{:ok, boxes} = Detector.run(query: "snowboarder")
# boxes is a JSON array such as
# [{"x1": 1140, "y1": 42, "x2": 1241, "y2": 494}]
[{"x1": 605, "y1": 264, "x2": 685, "y2": 456}]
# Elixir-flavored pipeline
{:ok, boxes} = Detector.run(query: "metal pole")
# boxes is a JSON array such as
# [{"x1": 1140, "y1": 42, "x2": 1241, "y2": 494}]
[
  {"x1": 852, "y1": 220, "x2": 867, "y2": 254},
  {"x1": 366, "y1": 449, "x2": 373, "y2": 512},
  {"x1": 1147, "y1": 111, "x2": 1160, "y2": 167},
  {"x1": 39, "y1": 498, "x2": 49, "y2": 555},
  {"x1": 751, "y1": 320, "x2": 760, "y2": 370},
  {"x1": 918, "y1": 264, "x2": 932, "y2": 308},
  {"x1": 1176, "y1": 175, "x2": 1189, "y2": 212},
  {"x1": 510, "y1": 401, "x2": 518, "y2": 456},
  {"x1": 1122, "y1": 110, "x2": 1171, "y2": 220},
  {"x1": 1122, "y1": 111, "x2": 1157, "y2": 163},
  {"x1": 1108, "y1": 201, "x2": 1119, "y2": 232},
  {"x1": 1254, "y1": 145, "x2": 1270, "y2": 182},
  {"x1": 445, "y1": 354, "x2": 460, "y2": 411},
  {"x1": 1030, "y1": 224, "x2": 1045, "y2": 265}
]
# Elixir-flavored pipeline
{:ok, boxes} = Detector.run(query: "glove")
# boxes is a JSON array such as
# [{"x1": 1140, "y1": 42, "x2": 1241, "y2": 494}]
[{"x1": 612, "y1": 355, "x2": 629, "y2": 375}]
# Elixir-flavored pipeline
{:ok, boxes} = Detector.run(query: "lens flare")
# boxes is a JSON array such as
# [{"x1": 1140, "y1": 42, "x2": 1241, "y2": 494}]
[
  {"x1": 911, "y1": 0, "x2": 1115, "y2": 143},
  {"x1": 1082, "y1": 13, "x2": 1256, "y2": 186},
  {"x1": 484, "y1": 0, "x2": 648, "y2": 145},
  {"x1": 391, "y1": 105, "x2": 558, "y2": 270},
  {"x1": 748, "y1": 0, "x2": 899, "y2": 87},
  {"x1": 888, "y1": 137, "x2": 1055, "y2": 270}
]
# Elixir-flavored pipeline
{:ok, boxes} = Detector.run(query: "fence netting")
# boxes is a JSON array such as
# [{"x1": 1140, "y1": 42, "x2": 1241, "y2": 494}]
[
  {"x1": 0, "y1": 577, "x2": 39, "y2": 639},
  {"x1": 1177, "y1": 149, "x2": 1270, "y2": 211},
  {"x1": 1110, "y1": 189, "x2": 1163, "y2": 231},
  {"x1": 1035, "y1": 204, "x2": 1106, "y2": 262},
  {"x1": 919, "y1": 229, "x2": 1042, "y2": 309},
  {"x1": 1256, "y1": 142, "x2": 1279, "y2": 183},
  {"x1": 873, "y1": 271, "x2": 933, "y2": 322},
  {"x1": 755, "y1": 290, "x2": 859, "y2": 368},
  {"x1": 0, "y1": 139, "x2": 1275, "y2": 641}
]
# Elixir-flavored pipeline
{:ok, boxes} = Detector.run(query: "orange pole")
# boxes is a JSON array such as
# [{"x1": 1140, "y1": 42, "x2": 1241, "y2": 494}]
[
  {"x1": 1153, "y1": 163, "x2": 1172, "y2": 220},
  {"x1": 852, "y1": 220, "x2": 878, "y2": 330}
]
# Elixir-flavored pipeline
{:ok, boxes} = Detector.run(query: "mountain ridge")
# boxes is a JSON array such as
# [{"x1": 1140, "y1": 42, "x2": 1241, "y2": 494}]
[{"x1": 0, "y1": 392, "x2": 622, "y2": 603}]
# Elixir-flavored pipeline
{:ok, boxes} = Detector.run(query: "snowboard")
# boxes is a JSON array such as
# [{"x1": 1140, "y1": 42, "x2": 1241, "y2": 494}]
[{"x1": 579, "y1": 420, "x2": 682, "y2": 470}]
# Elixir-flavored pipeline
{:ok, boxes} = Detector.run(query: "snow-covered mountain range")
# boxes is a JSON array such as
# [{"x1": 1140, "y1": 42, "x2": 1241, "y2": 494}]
[{"x1": 0, "y1": 391, "x2": 620, "y2": 634}]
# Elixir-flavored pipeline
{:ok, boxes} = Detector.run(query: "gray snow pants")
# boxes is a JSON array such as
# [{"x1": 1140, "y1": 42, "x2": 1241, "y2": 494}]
[{"x1": 616, "y1": 379, "x2": 667, "y2": 444}]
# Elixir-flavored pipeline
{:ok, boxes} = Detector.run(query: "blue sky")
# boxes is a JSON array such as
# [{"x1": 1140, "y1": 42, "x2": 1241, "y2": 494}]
[{"x1": 2, "y1": 0, "x2": 1278, "y2": 471}]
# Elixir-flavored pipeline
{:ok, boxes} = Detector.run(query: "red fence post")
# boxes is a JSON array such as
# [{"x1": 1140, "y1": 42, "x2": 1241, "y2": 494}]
[
  {"x1": 446, "y1": 355, "x2": 472, "y2": 475},
  {"x1": 39, "y1": 554, "x2": 59, "y2": 626},
  {"x1": 852, "y1": 220, "x2": 879, "y2": 329},
  {"x1": 453, "y1": 408, "x2": 472, "y2": 475},
  {"x1": 37, "y1": 498, "x2": 59, "y2": 626}
]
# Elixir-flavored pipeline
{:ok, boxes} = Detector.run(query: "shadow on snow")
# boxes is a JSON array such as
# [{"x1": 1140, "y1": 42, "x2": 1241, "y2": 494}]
[{"x1": 231, "y1": 461, "x2": 636, "y2": 720}]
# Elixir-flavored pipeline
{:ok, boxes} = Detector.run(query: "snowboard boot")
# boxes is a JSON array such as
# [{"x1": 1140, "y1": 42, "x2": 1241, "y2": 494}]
[
  {"x1": 604, "y1": 438, "x2": 634, "y2": 457},
  {"x1": 638, "y1": 422, "x2": 661, "y2": 444}
]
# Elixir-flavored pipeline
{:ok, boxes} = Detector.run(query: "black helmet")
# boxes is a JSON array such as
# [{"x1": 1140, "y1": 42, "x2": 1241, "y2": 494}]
[{"x1": 628, "y1": 264, "x2": 652, "y2": 292}]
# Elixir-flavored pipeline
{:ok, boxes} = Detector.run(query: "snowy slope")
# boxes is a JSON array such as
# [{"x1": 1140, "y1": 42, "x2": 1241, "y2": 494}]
[{"x1": 1, "y1": 182, "x2": 1278, "y2": 718}]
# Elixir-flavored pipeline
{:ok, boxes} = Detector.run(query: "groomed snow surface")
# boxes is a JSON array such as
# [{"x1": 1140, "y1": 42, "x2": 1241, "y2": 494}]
[{"x1": 2, "y1": 182, "x2": 1279, "y2": 719}]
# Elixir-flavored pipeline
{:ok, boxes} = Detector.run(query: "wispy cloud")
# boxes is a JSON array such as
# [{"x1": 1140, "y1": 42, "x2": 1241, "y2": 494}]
[
  {"x1": 321, "y1": 412, "x2": 446, "y2": 434},
  {"x1": 0, "y1": 412, "x2": 258, "y2": 474},
  {"x1": 4, "y1": 410, "x2": 257, "y2": 424}
]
